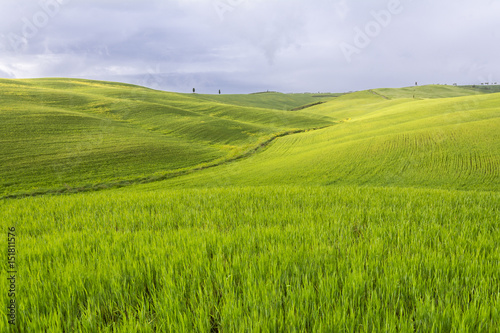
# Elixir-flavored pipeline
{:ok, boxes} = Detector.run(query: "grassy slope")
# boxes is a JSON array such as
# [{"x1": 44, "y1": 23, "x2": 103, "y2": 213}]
[
  {"x1": 373, "y1": 84, "x2": 486, "y2": 99},
  {"x1": 0, "y1": 78, "x2": 333, "y2": 196},
  {"x1": 138, "y1": 88, "x2": 500, "y2": 191},
  {"x1": 3, "y1": 80, "x2": 497, "y2": 194},
  {"x1": 194, "y1": 92, "x2": 343, "y2": 110},
  {"x1": 1, "y1": 82, "x2": 500, "y2": 331},
  {"x1": 1, "y1": 186, "x2": 499, "y2": 331}
]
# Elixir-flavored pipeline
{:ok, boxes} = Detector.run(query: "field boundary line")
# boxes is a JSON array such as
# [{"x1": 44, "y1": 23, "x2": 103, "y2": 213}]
[
  {"x1": 369, "y1": 89, "x2": 390, "y2": 100},
  {"x1": 1, "y1": 125, "x2": 333, "y2": 200}
]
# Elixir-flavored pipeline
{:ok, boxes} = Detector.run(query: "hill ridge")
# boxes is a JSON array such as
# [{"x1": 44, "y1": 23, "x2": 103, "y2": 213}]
[{"x1": 1, "y1": 78, "x2": 498, "y2": 196}]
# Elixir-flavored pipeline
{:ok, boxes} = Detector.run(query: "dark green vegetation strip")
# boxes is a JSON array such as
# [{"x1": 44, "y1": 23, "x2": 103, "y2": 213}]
[
  {"x1": 460, "y1": 84, "x2": 500, "y2": 94},
  {"x1": 290, "y1": 101, "x2": 326, "y2": 111},
  {"x1": 1, "y1": 126, "x2": 332, "y2": 200}
]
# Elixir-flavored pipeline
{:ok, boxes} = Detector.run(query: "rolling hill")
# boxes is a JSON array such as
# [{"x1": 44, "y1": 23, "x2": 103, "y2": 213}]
[
  {"x1": 2, "y1": 79, "x2": 498, "y2": 197},
  {"x1": 132, "y1": 85, "x2": 500, "y2": 191},
  {"x1": 1, "y1": 79, "x2": 500, "y2": 331},
  {"x1": 0, "y1": 78, "x2": 334, "y2": 197}
]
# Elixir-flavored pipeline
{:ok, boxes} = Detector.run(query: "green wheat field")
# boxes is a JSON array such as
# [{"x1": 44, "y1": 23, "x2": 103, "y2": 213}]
[{"x1": 1, "y1": 78, "x2": 499, "y2": 332}]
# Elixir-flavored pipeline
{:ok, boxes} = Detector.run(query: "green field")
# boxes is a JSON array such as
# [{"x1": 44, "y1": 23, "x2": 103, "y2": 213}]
[
  {"x1": 1, "y1": 79, "x2": 499, "y2": 331},
  {"x1": 0, "y1": 78, "x2": 334, "y2": 197}
]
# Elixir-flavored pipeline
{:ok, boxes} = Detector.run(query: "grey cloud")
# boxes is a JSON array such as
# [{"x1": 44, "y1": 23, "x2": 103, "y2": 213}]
[{"x1": 0, "y1": 0, "x2": 498, "y2": 93}]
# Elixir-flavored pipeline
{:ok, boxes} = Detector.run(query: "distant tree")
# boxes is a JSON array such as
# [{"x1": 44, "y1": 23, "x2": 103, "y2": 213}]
[
  {"x1": 193, "y1": 88, "x2": 195, "y2": 93},
  {"x1": 415, "y1": 82, "x2": 418, "y2": 86},
  {"x1": 219, "y1": 90, "x2": 221, "y2": 95}
]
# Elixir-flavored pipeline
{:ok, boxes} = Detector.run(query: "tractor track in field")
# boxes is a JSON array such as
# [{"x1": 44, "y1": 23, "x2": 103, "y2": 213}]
[{"x1": 1, "y1": 125, "x2": 334, "y2": 200}]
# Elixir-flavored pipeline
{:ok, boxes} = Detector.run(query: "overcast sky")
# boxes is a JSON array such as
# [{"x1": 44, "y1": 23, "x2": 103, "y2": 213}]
[{"x1": 0, "y1": 0, "x2": 499, "y2": 94}]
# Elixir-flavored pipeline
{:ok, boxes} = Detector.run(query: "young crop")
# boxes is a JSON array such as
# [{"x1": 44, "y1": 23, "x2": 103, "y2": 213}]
[
  {"x1": 1, "y1": 186, "x2": 499, "y2": 331},
  {"x1": 1, "y1": 79, "x2": 499, "y2": 331}
]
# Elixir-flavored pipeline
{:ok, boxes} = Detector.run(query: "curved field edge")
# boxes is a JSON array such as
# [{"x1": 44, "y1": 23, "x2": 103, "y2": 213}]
[
  {"x1": 1, "y1": 186, "x2": 499, "y2": 331},
  {"x1": 132, "y1": 92, "x2": 500, "y2": 192},
  {"x1": 1, "y1": 79, "x2": 499, "y2": 196},
  {"x1": 0, "y1": 78, "x2": 335, "y2": 197},
  {"x1": 0, "y1": 126, "x2": 332, "y2": 200}
]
